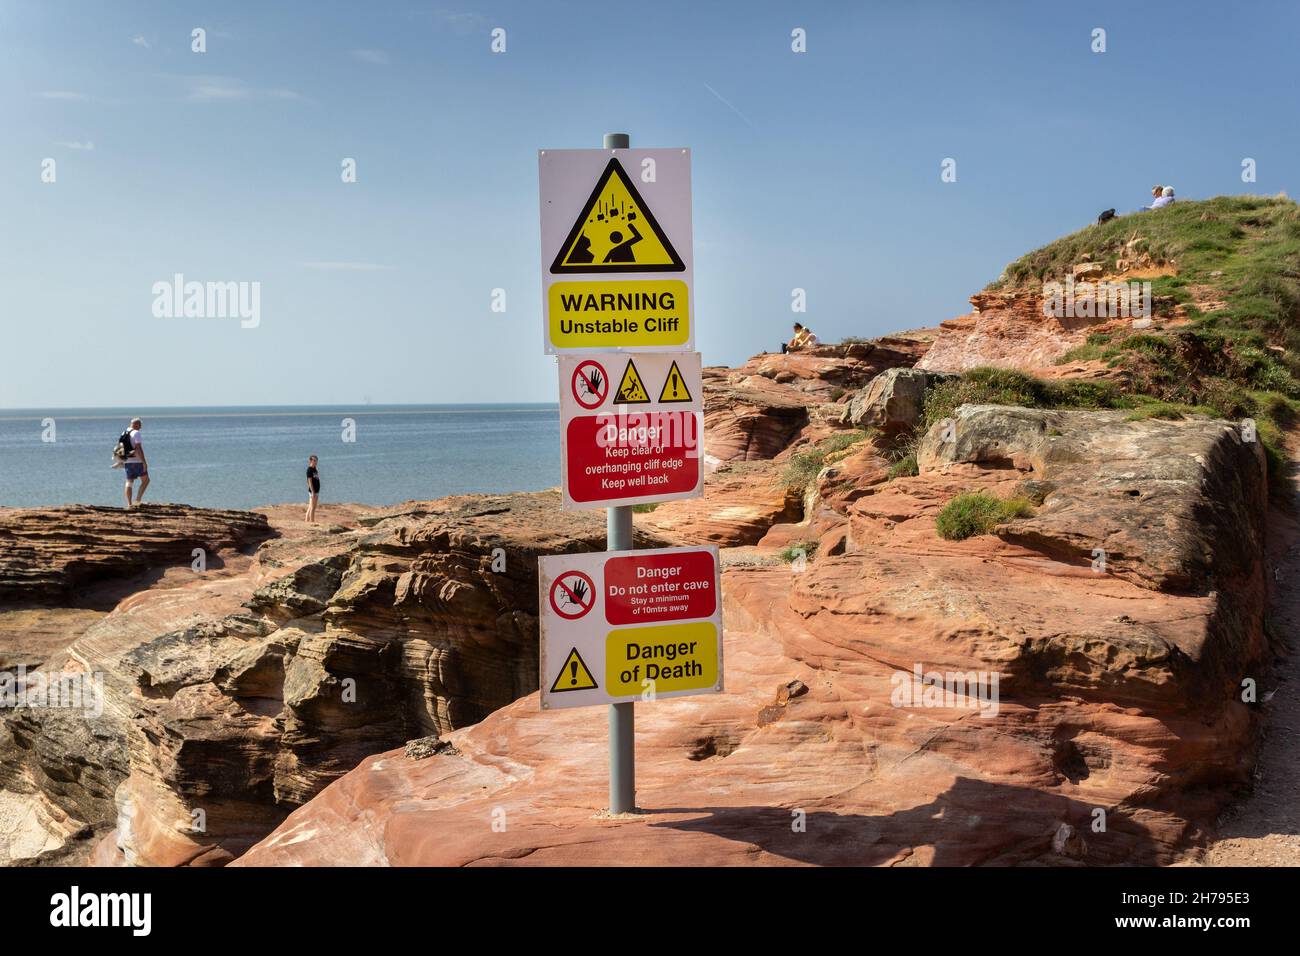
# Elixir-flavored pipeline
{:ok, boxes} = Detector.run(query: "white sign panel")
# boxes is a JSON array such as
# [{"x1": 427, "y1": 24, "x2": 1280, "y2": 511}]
[
  {"x1": 539, "y1": 545, "x2": 723, "y2": 710},
  {"x1": 557, "y1": 351, "x2": 704, "y2": 511},
  {"x1": 538, "y1": 147, "x2": 693, "y2": 354}
]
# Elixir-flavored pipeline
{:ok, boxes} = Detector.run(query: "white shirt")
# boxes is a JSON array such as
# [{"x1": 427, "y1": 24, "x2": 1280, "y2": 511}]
[{"x1": 126, "y1": 428, "x2": 143, "y2": 462}]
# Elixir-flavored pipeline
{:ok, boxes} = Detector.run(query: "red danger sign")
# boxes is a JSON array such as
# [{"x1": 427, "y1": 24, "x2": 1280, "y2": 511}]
[
  {"x1": 565, "y1": 412, "x2": 700, "y2": 504},
  {"x1": 571, "y1": 360, "x2": 608, "y2": 410},
  {"x1": 548, "y1": 570, "x2": 596, "y2": 620},
  {"x1": 604, "y1": 550, "x2": 716, "y2": 625}
]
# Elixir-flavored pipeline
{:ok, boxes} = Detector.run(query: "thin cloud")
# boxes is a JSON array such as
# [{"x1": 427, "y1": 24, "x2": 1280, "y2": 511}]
[
  {"x1": 176, "y1": 75, "x2": 302, "y2": 102},
  {"x1": 703, "y1": 82, "x2": 755, "y2": 129},
  {"x1": 191, "y1": 82, "x2": 250, "y2": 101},
  {"x1": 131, "y1": 35, "x2": 151, "y2": 49},
  {"x1": 301, "y1": 261, "x2": 395, "y2": 272},
  {"x1": 430, "y1": 9, "x2": 489, "y2": 34},
  {"x1": 351, "y1": 49, "x2": 391, "y2": 65},
  {"x1": 57, "y1": 141, "x2": 95, "y2": 151},
  {"x1": 38, "y1": 91, "x2": 89, "y2": 101}
]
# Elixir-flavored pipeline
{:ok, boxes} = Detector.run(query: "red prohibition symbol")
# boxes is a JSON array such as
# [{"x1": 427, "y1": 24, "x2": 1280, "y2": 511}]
[
  {"x1": 572, "y1": 360, "x2": 609, "y2": 410},
  {"x1": 549, "y1": 571, "x2": 596, "y2": 619}
]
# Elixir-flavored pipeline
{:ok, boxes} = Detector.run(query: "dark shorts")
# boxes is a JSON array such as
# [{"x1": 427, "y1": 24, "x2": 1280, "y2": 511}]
[{"x1": 125, "y1": 462, "x2": 146, "y2": 480}]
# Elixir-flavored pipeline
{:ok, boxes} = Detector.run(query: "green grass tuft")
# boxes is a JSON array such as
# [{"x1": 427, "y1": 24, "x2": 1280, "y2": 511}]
[
  {"x1": 922, "y1": 366, "x2": 1130, "y2": 431},
  {"x1": 887, "y1": 453, "x2": 919, "y2": 479},
  {"x1": 780, "y1": 430, "x2": 872, "y2": 491},
  {"x1": 935, "y1": 492, "x2": 1035, "y2": 541},
  {"x1": 779, "y1": 540, "x2": 818, "y2": 563}
]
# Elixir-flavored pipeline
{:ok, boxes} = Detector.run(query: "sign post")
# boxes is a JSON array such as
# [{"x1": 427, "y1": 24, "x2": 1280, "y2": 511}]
[
  {"x1": 603, "y1": 132, "x2": 636, "y2": 816},
  {"x1": 538, "y1": 130, "x2": 705, "y2": 816}
]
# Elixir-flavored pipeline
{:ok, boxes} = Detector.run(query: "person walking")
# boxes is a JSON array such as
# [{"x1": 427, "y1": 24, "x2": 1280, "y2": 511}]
[
  {"x1": 119, "y1": 417, "x2": 149, "y2": 509},
  {"x1": 305, "y1": 455, "x2": 321, "y2": 523}
]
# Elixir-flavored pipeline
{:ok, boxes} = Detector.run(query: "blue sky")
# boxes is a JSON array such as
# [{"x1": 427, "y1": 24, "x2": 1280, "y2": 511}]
[{"x1": 2, "y1": 0, "x2": 1297, "y2": 407}]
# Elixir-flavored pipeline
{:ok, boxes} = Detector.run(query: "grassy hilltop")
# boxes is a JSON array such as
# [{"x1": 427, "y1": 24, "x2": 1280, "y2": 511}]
[{"x1": 919, "y1": 195, "x2": 1300, "y2": 477}]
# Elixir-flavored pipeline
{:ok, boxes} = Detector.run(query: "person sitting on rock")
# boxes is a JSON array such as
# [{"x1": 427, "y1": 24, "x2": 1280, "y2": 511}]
[{"x1": 783, "y1": 322, "x2": 819, "y2": 353}]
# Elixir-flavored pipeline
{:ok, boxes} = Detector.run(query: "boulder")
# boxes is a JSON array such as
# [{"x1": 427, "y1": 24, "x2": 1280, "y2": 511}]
[
  {"x1": 840, "y1": 368, "x2": 954, "y2": 435},
  {"x1": 917, "y1": 405, "x2": 1268, "y2": 593}
]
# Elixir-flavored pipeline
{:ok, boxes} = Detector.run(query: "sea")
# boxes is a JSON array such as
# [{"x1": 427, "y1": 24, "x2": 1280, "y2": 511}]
[{"x1": 0, "y1": 405, "x2": 560, "y2": 510}]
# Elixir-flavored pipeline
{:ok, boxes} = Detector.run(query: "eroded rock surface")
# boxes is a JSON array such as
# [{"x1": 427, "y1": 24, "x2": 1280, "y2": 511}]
[
  {"x1": 3, "y1": 493, "x2": 678, "y2": 866},
  {"x1": 917, "y1": 292, "x2": 1130, "y2": 375},
  {"x1": 0, "y1": 330, "x2": 1282, "y2": 869},
  {"x1": 237, "y1": 402, "x2": 1271, "y2": 867},
  {"x1": 0, "y1": 504, "x2": 271, "y2": 602}
]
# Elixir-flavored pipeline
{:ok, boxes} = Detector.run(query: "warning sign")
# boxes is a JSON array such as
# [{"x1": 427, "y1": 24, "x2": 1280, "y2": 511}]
[
  {"x1": 556, "y1": 352, "x2": 704, "y2": 510},
  {"x1": 657, "y1": 360, "x2": 692, "y2": 403},
  {"x1": 538, "y1": 546, "x2": 724, "y2": 711},
  {"x1": 539, "y1": 148, "x2": 693, "y2": 354},
  {"x1": 571, "y1": 360, "x2": 608, "y2": 410},
  {"x1": 605, "y1": 622, "x2": 717, "y2": 696},
  {"x1": 549, "y1": 647, "x2": 598, "y2": 693},
  {"x1": 614, "y1": 359, "x2": 650, "y2": 404},
  {"x1": 550, "y1": 158, "x2": 684, "y2": 273},
  {"x1": 549, "y1": 571, "x2": 596, "y2": 620}
]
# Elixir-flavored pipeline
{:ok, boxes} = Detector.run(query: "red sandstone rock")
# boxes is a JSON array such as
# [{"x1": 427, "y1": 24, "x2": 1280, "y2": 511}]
[
  {"x1": 916, "y1": 292, "x2": 1131, "y2": 375},
  {"x1": 638, "y1": 461, "x2": 800, "y2": 547},
  {"x1": 0, "y1": 504, "x2": 272, "y2": 601},
  {"x1": 236, "y1": 405, "x2": 1269, "y2": 867}
]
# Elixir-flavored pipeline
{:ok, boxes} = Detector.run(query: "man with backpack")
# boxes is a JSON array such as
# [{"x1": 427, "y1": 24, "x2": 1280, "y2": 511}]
[{"x1": 114, "y1": 417, "x2": 149, "y2": 509}]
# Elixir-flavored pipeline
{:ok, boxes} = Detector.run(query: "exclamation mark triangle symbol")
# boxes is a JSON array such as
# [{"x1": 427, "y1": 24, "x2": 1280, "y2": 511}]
[
  {"x1": 549, "y1": 647, "x2": 598, "y2": 693},
  {"x1": 657, "y1": 360, "x2": 693, "y2": 403}
]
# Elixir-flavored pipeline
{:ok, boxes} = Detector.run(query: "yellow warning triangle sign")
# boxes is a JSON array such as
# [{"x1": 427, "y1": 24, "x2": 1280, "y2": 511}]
[
  {"x1": 549, "y1": 647, "x2": 598, "y2": 693},
  {"x1": 614, "y1": 359, "x2": 651, "y2": 404},
  {"x1": 550, "y1": 158, "x2": 685, "y2": 274},
  {"x1": 657, "y1": 360, "x2": 693, "y2": 403}
]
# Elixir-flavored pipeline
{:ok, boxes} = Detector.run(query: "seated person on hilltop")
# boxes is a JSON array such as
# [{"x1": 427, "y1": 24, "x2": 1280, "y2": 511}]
[
  {"x1": 1151, "y1": 185, "x2": 1176, "y2": 208},
  {"x1": 783, "y1": 322, "x2": 818, "y2": 353},
  {"x1": 1137, "y1": 184, "x2": 1164, "y2": 212}
]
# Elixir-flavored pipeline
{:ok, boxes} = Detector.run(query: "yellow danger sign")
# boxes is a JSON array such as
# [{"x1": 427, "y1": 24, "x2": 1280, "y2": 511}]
[
  {"x1": 614, "y1": 359, "x2": 650, "y2": 404},
  {"x1": 547, "y1": 279, "x2": 689, "y2": 350},
  {"x1": 549, "y1": 647, "x2": 598, "y2": 693},
  {"x1": 550, "y1": 158, "x2": 684, "y2": 274},
  {"x1": 605, "y1": 621, "x2": 718, "y2": 696},
  {"x1": 657, "y1": 360, "x2": 693, "y2": 403}
]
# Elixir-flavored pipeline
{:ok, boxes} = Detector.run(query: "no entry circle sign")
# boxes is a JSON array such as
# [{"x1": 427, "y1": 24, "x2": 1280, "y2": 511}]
[
  {"x1": 549, "y1": 570, "x2": 596, "y2": 620},
  {"x1": 571, "y1": 360, "x2": 608, "y2": 410}
]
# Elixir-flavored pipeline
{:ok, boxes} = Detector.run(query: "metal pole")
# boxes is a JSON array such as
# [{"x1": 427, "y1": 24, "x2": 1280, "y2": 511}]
[{"x1": 603, "y1": 130, "x2": 636, "y2": 814}]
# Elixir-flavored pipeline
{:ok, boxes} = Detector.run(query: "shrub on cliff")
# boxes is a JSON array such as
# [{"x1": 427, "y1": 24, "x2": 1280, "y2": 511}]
[
  {"x1": 935, "y1": 492, "x2": 1034, "y2": 541},
  {"x1": 780, "y1": 430, "x2": 872, "y2": 491},
  {"x1": 922, "y1": 366, "x2": 1127, "y2": 429}
]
